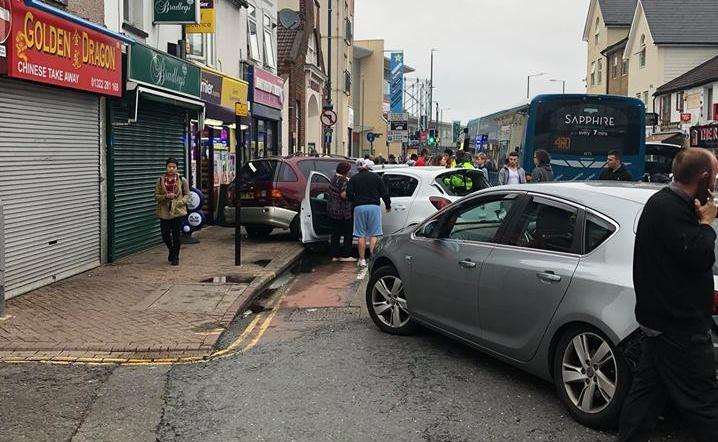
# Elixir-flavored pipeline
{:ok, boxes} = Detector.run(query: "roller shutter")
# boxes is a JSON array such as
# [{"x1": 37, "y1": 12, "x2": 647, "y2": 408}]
[
  {"x1": 0, "y1": 78, "x2": 101, "y2": 298},
  {"x1": 108, "y1": 98, "x2": 188, "y2": 261}
]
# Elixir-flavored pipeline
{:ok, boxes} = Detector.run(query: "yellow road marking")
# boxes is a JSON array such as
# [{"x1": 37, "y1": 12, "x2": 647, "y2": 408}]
[
  {"x1": 241, "y1": 289, "x2": 288, "y2": 353},
  {"x1": 212, "y1": 313, "x2": 264, "y2": 357}
]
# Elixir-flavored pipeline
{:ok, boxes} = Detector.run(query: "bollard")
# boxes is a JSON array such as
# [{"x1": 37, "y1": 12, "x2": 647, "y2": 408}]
[{"x1": 0, "y1": 199, "x2": 5, "y2": 318}]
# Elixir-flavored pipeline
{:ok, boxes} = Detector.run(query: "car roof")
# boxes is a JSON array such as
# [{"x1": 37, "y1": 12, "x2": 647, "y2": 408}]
[
  {"x1": 495, "y1": 182, "x2": 664, "y2": 212},
  {"x1": 373, "y1": 167, "x2": 461, "y2": 177}
]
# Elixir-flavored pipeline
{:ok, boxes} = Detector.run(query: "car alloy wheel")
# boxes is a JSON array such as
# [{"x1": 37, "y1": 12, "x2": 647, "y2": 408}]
[
  {"x1": 371, "y1": 275, "x2": 410, "y2": 329},
  {"x1": 561, "y1": 332, "x2": 618, "y2": 414}
]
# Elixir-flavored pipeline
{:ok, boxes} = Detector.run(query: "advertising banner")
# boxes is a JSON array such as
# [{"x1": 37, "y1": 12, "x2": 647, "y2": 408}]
[
  {"x1": 690, "y1": 124, "x2": 718, "y2": 149},
  {"x1": 389, "y1": 51, "x2": 404, "y2": 113},
  {"x1": 200, "y1": 69, "x2": 222, "y2": 105},
  {"x1": 185, "y1": 0, "x2": 215, "y2": 34},
  {"x1": 251, "y1": 66, "x2": 283, "y2": 110},
  {"x1": 128, "y1": 43, "x2": 200, "y2": 98},
  {"x1": 154, "y1": 0, "x2": 200, "y2": 24},
  {"x1": 220, "y1": 75, "x2": 248, "y2": 111},
  {"x1": 3, "y1": 0, "x2": 122, "y2": 96}
]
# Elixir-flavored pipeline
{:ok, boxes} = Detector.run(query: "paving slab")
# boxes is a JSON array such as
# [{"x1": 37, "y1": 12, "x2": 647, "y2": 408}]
[{"x1": 0, "y1": 228, "x2": 303, "y2": 362}]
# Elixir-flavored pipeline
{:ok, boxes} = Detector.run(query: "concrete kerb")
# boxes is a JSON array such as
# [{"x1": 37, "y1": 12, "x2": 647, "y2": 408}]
[{"x1": 0, "y1": 246, "x2": 306, "y2": 367}]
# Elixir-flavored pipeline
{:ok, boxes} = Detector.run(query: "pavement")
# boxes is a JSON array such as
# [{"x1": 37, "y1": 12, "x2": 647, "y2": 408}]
[{"x1": 0, "y1": 227, "x2": 303, "y2": 363}]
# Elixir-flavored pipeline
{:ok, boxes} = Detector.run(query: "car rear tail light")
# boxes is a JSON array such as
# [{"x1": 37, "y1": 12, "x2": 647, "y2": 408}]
[
  {"x1": 713, "y1": 291, "x2": 718, "y2": 316},
  {"x1": 270, "y1": 189, "x2": 283, "y2": 199},
  {"x1": 429, "y1": 196, "x2": 452, "y2": 210}
]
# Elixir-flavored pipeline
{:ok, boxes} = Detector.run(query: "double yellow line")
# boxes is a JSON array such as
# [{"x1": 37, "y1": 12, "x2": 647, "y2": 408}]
[{"x1": 0, "y1": 288, "x2": 288, "y2": 367}]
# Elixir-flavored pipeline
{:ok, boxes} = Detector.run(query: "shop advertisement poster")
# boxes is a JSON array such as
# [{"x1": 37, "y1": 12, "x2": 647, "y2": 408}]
[
  {"x1": 185, "y1": 0, "x2": 215, "y2": 34},
  {"x1": 154, "y1": 0, "x2": 200, "y2": 24},
  {"x1": 252, "y1": 67, "x2": 283, "y2": 110},
  {"x1": 200, "y1": 69, "x2": 222, "y2": 105},
  {"x1": 4, "y1": 0, "x2": 122, "y2": 96},
  {"x1": 389, "y1": 51, "x2": 404, "y2": 113},
  {"x1": 220, "y1": 75, "x2": 249, "y2": 111}
]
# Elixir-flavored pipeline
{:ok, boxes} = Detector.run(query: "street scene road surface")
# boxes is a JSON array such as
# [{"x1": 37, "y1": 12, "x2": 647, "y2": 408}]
[{"x1": 0, "y1": 252, "x2": 690, "y2": 441}]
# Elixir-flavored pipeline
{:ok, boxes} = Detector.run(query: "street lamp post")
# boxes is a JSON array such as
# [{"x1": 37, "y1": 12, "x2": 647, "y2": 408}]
[
  {"x1": 550, "y1": 79, "x2": 566, "y2": 94},
  {"x1": 527, "y1": 72, "x2": 546, "y2": 99},
  {"x1": 429, "y1": 49, "x2": 437, "y2": 130}
]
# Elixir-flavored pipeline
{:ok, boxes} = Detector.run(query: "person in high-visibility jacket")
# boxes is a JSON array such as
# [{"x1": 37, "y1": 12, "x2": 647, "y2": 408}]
[{"x1": 443, "y1": 151, "x2": 477, "y2": 194}]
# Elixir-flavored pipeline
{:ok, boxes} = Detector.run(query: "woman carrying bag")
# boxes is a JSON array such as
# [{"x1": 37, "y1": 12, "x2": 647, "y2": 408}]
[{"x1": 155, "y1": 158, "x2": 190, "y2": 266}]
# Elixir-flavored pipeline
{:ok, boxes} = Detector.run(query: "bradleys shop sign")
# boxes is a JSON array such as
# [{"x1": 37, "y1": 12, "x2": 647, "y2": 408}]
[
  {"x1": 154, "y1": 0, "x2": 200, "y2": 24},
  {"x1": 2, "y1": 0, "x2": 122, "y2": 96},
  {"x1": 128, "y1": 43, "x2": 200, "y2": 98}
]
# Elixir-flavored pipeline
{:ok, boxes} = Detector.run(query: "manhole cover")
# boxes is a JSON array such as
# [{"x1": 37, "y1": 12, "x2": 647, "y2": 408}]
[
  {"x1": 201, "y1": 275, "x2": 254, "y2": 284},
  {"x1": 287, "y1": 307, "x2": 362, "y2": 322}
]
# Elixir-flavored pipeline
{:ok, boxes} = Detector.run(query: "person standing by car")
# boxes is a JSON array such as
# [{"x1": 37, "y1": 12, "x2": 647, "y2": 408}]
[
  {"x1": 347, "y1": 159, "x2": 391, "y2": 268},
  {"x1": 619, "y1": 148, "x2": 718, "y2": 442},
  {"x1": 474, "y1": 152, "x2": 490, "y2": 184},
  {"x1": 155, "y1": 158, "x2": 190, "y2": 266},
  {"x1": 530, "y1": 149, "x2": 554, "y2": 183},
  {"x1": 327, "y1": 162, "x2": 356, "y2": 263},
  {"x1": 498, "y1": 151, "x2": 527, "y2": 185},
  {"x1": 599, "y1": 150, "x2": 633, "y2": 181}
]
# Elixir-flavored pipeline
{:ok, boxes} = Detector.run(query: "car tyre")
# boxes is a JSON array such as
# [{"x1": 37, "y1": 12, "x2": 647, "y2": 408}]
[
  {"x1": 246, "y1": 226, "x2": 273, "y2": 239},
  {"x1": 553, "y1": 326, "x2": 632, "y2": 430},
  {"x1": 366, "y1": 265, "x2": 418, "y2": 336}
]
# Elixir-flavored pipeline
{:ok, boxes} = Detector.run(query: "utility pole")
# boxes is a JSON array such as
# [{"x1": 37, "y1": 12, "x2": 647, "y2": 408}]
[{"x1": 429, "y1": 49, "x2": 436, "y2": 130}]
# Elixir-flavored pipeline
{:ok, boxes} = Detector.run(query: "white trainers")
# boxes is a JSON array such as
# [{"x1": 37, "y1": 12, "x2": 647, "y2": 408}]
[
  {"x1": 331, "y1": 257, "x2": 340, "y2": 262},
  {"x1": 339, "y1": 257, "x2": 358, "y2": 262},
  {"x1": 358, "y1": 259, "x2": 367, "y2": 267}
]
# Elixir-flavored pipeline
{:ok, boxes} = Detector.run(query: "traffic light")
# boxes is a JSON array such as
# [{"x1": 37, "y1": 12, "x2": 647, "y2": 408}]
[{"x1": 428, "y1": 129, "x2": 436, "y2": 146}]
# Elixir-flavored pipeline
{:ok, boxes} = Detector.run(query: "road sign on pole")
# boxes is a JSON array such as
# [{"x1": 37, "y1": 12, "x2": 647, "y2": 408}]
[{"x1": 321, "y1": 109, "x2": 338, "y2": 127}]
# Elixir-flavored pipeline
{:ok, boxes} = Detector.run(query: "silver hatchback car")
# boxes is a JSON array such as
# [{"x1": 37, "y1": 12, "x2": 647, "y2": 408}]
[{"x1": 366, "y1": 182, "x2": 718, "y2": 430}]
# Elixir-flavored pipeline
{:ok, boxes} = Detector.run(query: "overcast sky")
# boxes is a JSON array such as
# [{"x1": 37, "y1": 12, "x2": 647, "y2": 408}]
[{"x1": 355, "y1": 0, "x2": 590, "y2": 124}]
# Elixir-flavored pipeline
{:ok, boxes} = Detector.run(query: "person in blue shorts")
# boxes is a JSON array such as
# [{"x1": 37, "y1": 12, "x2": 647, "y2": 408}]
[{"x1": 347, "y1": 159, "x2": 391, "y2": 267}]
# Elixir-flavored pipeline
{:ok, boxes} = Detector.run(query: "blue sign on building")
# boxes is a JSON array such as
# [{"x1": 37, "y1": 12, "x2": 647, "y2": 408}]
[{"x1": 389, "y1": 52, "x2": 404, "y2": 113}]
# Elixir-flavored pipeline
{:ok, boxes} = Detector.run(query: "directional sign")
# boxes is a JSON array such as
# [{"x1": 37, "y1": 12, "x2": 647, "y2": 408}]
[
  {"x1": 321, "y1": 109, "x2": 338, "y2": 127},
  {"x1": 387, "y1": 112, "x2": 408, "y2": 122}
]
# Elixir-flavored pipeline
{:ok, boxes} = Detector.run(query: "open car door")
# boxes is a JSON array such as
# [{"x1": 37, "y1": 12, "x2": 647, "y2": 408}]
[{"x1": 300, "y1": 171, "x2": 334, "y2": 244}]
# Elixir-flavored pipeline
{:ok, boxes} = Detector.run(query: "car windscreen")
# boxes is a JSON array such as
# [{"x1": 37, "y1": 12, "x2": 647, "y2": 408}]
[
  {"x1": 239, "y1": 160, "x2": 279, "y2": 182},
  {"x1": 532, "y1": 98, "x2": 643, "y2": 157}
]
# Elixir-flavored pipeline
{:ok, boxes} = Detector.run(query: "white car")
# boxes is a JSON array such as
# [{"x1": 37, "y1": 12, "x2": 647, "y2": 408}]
[{"x1": 300, "y1": 167, "x2": 488, "y2": 243}]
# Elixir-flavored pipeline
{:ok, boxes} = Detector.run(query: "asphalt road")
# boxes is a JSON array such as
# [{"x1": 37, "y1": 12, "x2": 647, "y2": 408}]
[{"x1": 0, "y1": 258, "x2": 692, "y2": 441}]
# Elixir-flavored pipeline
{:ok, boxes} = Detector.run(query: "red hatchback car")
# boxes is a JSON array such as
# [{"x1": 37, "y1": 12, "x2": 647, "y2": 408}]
[{"x1": 224, "y1": 156, "x2": 355, "y2": 238}]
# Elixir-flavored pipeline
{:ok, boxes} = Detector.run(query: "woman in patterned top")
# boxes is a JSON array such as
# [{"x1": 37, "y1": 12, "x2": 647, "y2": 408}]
[{"x1": 327, "y1": 162, "x2": 356, "y2": 262}]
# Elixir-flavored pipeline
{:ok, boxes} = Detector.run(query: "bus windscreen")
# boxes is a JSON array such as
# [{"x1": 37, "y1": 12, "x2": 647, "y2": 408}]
[{"x1": 533, "y1": 99, "x2": 642, "y2": 157}]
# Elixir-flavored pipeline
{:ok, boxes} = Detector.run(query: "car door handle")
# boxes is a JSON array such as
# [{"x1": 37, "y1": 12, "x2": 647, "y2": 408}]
[
  {"x1": 405, "y1": 255, "x2": 413, "y2": 262},
  {"x1": 459, "y1": 259, "x2": 477, "y2": 269},
  {"x1": 537, "y1": 271, "x2": 562, "y2": 283}
]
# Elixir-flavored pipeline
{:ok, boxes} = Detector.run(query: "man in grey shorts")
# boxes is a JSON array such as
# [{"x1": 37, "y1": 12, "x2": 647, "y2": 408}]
[{"x1": 347, "y1": 159, "x2": 391, "y2": 268}]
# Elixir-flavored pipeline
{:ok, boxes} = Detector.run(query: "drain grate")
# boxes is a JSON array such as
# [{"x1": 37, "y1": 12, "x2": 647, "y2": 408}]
[
  {"x1": 200, "y1": 275, "x2": 254, "y2": 284},
  {"x1": 287, "y1": 307, "x2": 362, "y2": 322}
]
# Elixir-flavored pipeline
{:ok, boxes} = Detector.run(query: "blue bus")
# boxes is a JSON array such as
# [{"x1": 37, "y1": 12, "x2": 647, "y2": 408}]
[{"x1": 520, "y1": 94, "x2": 646, "y2": 181}]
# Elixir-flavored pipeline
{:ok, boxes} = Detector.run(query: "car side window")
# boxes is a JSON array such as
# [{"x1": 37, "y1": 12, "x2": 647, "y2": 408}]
[
  {"x1": 383, "y1": 174, "x2": 419, "y2": 198},
  {"x1": 315, "y1": 160, "x2": 344, "y2": 178},
  {"x1": 276, "y1": 162, "x2": 299, "y2": 182},
  {"x1": 584, "y1": 214, "x2": 616, "y2": 254},
  {"x1": 509, "y1": 197, "x2": 578, "y2": 254},
  {"x1": 309, "y1": 173, "x2": 330, "y2": 200},
  {"x1": 442, "y1": 194, "x2": 519, "y2": 243},
  {"x1": 298, "y1": 160, "x2": 315, "y2": 178}
]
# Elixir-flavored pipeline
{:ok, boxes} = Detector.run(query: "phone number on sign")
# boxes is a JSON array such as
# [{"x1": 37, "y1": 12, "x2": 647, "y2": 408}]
[{"x1": 91, "y1": 78, "x2": 120, "y2": 93}]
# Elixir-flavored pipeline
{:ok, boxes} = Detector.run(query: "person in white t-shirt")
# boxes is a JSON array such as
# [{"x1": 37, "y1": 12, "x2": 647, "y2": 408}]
[{"x1": 498, "y1": 151, "x2": 527, "y2": 185}]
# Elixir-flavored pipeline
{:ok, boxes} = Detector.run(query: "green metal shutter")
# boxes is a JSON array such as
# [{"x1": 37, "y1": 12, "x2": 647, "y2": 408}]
[{"x1": 108, "y1": 98, "x2": 188, "y2": 261}]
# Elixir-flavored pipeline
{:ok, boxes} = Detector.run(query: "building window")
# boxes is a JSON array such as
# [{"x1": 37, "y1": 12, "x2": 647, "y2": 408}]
[
  {"x1": 187, "y1": 33, "x2": 216, "y2": 66},
  {"x1": 707, "y1": 87, "x2": 715, "y2": 120},
  {"x1": 248, "y1": 5, "x2": 262, "y2": 62},
  {"x1": 590, "y1": 61, "x2": 596, "y2": 86},
  {"x1": 676, "y1": 91, "x2": 684, "y2": 112},
  {"x1": 345, "y1": 18, "x2": 353, "y2": 43},
  {"x1": 123, "y1": 0, "x2": 144, "y2": 30},
  {"x1": 639, "y1": 35, "x2": 646, "y2": 68},
  {"x1": 643, "y1": 91, "x2": 649, "y2": 105},
  {"x1": 344, "y1": 70, "x2": 351, "y2": 94},
  {"x1": 263, "y1": 15, "x2": 276, "y2": 69},
  {"x1": 594, "y1": 18, "x2": 599, "y2": 45},
  {"x1": 660, "y1": 95, "x2": 671, "y2": 123},
  {"x1": 612, "y1": 55, "x2": 619, "y2": 79},
  {"x1": 597, "y1": 59, "x2": 603, "y2": 84},
  {"x1": 307, "y1": 33, "x2": 318, "y2": 66},
  {"x1": 622, "y1": 58, "x2": 629, "y2": 76}
]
